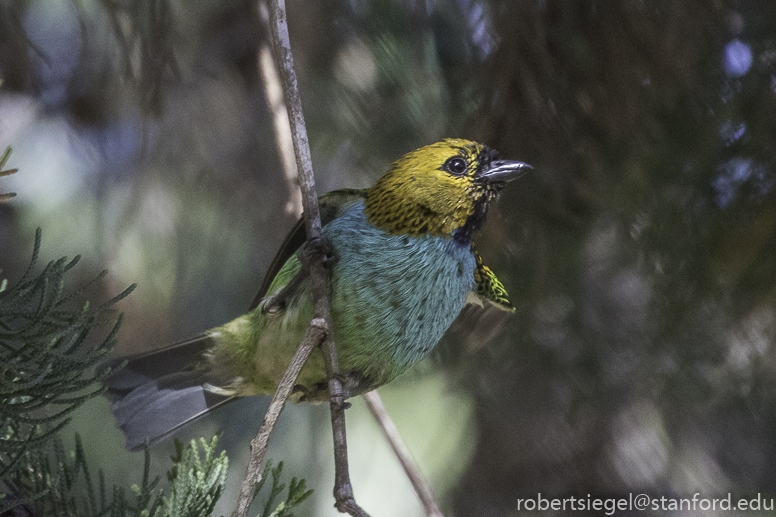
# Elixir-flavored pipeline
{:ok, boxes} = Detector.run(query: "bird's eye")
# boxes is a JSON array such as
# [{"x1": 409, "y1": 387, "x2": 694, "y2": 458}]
[{"x1": 444, "y1": 157, "x2": 468, "y2": 175}]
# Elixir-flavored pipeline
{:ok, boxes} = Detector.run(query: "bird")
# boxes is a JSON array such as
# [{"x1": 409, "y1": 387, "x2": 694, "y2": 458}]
[{"x1": 103, "y1": 138, "x2": 531, "y2": 451}]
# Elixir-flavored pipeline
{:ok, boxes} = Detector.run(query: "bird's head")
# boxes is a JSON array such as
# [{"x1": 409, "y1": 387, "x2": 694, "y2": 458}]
[{"x1": 364, "y1": 138, "x2": 531, "y2": 244}]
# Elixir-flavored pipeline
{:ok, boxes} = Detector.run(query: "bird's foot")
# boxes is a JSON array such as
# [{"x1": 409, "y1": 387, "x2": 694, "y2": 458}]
[
  {"x1": 293, "y1": 382, "x2": 330, "y2": 402},
  {"x1": 328, "y1": 373, "x2": 353, "y2": 410},
  {"x1": 292, "y1": 383, "x2": 314, "y2": 402}
]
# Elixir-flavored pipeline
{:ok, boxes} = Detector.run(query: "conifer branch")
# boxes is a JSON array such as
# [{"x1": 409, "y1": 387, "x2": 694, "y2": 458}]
[
  {"x1": 0, "y1": 229, "x2": 136, "y2": 486},
  {"x1": 0, "y1": 228, "x2": 307, "y2": 516},
  {"x1": 162, "y1": 436, "x2": 229, "y2": 517},
  {"x1": 0, "y1": 146, "x2": 18, "y2": 202}
]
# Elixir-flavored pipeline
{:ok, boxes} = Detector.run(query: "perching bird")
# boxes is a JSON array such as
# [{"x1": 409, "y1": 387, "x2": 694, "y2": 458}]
[{"x1": 103, "y1": 138, "x2": 531, "y2": 451}]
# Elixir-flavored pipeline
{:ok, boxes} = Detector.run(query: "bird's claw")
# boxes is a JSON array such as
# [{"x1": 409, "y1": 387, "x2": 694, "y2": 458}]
[
  {"x1": 328, "y1": 373, "x2": 353, "y2": 410},
  {"x1": 292, "y1": 379, "x2": 351, "y2": 408},
  {"x1": 292, "y1": 384, "x2": 315, "y2": 402}
]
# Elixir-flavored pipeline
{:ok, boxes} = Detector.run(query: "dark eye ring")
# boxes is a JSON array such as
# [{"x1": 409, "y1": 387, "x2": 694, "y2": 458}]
[{"x1": 444, "y1": 157, "x2": 468, "y2": 175}]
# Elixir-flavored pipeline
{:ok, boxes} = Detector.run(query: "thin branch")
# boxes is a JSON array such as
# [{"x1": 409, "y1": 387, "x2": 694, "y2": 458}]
[
  {"x1": 232, "y1": 321, "x2": 323, "y2": 517},
  {"x1": 363, "y1": 391, "x2": 445, "y2": 517},
  {"x1": 265, "y1": 0, "x2": 367, "y2": 514},
  {"x1": 233, "y1": 0, "x2": 368, "y2": 516},
  {"x1": 257, "y1": 2, "x2": 303, "y2": 217}
]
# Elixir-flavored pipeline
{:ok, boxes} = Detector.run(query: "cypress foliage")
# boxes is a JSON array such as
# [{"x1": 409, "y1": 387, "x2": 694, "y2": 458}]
[{"x1": 1, "y1": 176, "x2": 311, "y2": 516}]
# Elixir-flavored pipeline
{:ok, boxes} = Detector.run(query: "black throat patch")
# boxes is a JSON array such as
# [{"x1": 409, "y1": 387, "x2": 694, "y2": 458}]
[
  {"x1": 452, "y1": 197, "x2": 489, "y2": 246},
  {"x1": 452, "y1": 183, "x2": 504, "y2": 246}
]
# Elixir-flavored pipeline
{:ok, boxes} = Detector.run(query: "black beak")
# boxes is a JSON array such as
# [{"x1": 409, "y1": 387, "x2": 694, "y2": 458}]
[{"x1": 479, "y1": 160, "x2": 533, "y2": 184}]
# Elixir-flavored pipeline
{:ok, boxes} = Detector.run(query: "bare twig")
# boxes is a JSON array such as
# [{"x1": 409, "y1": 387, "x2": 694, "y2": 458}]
[
  {"x1": 363, "y1": 391, "x2": 446, "y2": 517},
  {"x1": 233, "y1": 1, "x2": 368, "y2": 516},
  {"x1": 265, "y1": 1, "x2": 367, "y2": 514},
  {"x1": 232, "y1": 321, "x2": 324, "y2": 517},
  {"x1": 257, "y1": 1, "x2": 303, "y2": 217}
]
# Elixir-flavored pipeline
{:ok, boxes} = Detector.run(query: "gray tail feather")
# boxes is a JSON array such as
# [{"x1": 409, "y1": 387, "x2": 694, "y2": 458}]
[{"x1": 100, "y1": 334, "x2": 236, "y2": 452}]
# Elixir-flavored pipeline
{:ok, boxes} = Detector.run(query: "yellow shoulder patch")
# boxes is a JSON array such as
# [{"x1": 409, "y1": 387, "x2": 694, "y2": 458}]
[{"x1": 472, "y1": 248, "x2": 515, "y2": 312}]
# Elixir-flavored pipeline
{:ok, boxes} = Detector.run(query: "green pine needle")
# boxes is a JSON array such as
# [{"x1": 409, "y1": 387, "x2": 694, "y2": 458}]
[
  {"x1": 0, "y1": 146, "x2": 18, "y2": 202},
  {"x1": 255, "y1": 461, "x2": 314, "y2": 517},
  {"x1": 1, "y1": 229, "x2": 136, "y2": 483},
  {"x1": 160, "y1": 436, "x2": 228, "y2": 517},
  {"x1": 1, "y1": 230, "x2": 310, "y2": 517}
]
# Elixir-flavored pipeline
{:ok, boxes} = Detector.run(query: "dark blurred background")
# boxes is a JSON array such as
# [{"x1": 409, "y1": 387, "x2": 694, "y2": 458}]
[{"x1": 2, "y1": 0, "x2": 776, "y2": 515}]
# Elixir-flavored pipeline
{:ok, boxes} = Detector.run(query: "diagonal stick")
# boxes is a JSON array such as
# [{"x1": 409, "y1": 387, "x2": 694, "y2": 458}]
[
  {"x1": 232, "y1": 321, "x2": 324, "y2": 517},
  {"x1": 363, "y1": 390, "x2": 445, "y2": 517}
]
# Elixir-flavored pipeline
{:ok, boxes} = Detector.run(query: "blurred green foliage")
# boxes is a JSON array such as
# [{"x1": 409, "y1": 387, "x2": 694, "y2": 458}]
[
  {"x1": 0, "y1": 229, "x2": 309, "y2": 516},
  {"x1": 1, "y1": 0, "x2": 776, "y2": 516}
]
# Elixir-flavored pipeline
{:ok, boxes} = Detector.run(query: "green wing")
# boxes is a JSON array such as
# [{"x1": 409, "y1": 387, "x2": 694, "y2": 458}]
[
  {"x1": 471, "y1": 247, "x2": 515, "y2": 312},
  {"x1": 250, "y1": 188, "x2": 368, "y2": 310}
]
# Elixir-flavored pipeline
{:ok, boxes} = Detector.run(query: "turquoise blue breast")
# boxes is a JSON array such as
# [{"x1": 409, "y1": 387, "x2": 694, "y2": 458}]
[{"x1": 322, "y1": 200, "x2": 475, "y2": 389}]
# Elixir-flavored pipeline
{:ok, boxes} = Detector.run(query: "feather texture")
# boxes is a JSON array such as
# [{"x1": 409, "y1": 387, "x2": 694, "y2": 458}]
[{"x1": 102, "y1": 139, "x2": 529, "y2": 450}]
